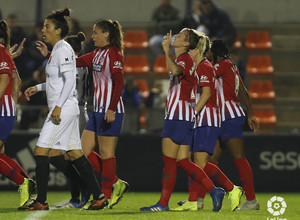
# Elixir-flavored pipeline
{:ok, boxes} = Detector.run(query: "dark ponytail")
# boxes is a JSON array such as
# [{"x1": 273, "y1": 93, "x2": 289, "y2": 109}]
[
  {"x1": 65, "y1": 31, "x2": 85, "y2": 53},
  {"x1": 211, "y1": 39, "x2": 230, "y2": 64},
  {"x1": 0, "y1": 20, "x2": 10, "y2": 50},
  {"x1": 95, "y1": 20, "x2": 124, "y2": 54},
  {"x1": 46, "y1": 8, "x2": 70, "y2": 38}
]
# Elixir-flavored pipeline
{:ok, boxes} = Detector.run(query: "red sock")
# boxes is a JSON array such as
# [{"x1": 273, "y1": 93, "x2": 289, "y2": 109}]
[
  {"x1": 158, "y1": 156, "x2": 177, "y2": 207},
  {"x1": 197, "y1": 162, "x2": 218, "y2": 199},
  {"x1": 0, "y1": 153, "x2": 28, "y2": 178},
  {"x1": 0, "y1": 158, "x2": 25, "y2": 185},
  {"x1": 177, "y1": 158, "x2": 214, "y2": 193},
  {"x1": 87, "y1": 152, "x2": 118, "y2": 185},
  {"x1": 204, "y1": 162, "x2": 234, "y2": 192},
  {"x1": 187, "y1": 176, "x2": 201, "y2": 201},
  {"x1": 198, "y1": 181, "x2": 207, "y2": 199},
  {"x1": 101, "y1": 157, "x2": 116, "y2": 199},
  {"x1": 87, "y1": 151, "x2": 102, "y2": 173},
  {"x1": 233, "y1": 157, "x2": 256, "y2": 200}
]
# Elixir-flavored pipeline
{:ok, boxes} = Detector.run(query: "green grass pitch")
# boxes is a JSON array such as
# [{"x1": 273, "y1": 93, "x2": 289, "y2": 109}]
[{"x1": 0, "y1": 192, "x2": 299, "y2": 220}]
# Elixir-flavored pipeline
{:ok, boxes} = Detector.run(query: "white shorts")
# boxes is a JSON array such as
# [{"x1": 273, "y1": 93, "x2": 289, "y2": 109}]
[{"x1": 37, "y1": 113, "x2": 82, "y2": 151}]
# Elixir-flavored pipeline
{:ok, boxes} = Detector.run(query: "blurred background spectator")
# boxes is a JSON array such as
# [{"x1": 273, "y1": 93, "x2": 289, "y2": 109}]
[
  {"x1": 23, "y1": 22, "x2": 48, "y2": 76},
  {"x1": 6, "y1": 13, "x2": 29, "y2": 79},
  {"x1": 199, "y1": 0, "x2": 236, "y2": 49},
  {"x1": 19, "y1": 67, "x2": 47, "y2": 130},
  {"x1": 182, "y1": 0, "x2": 208, "y2": 34},
  {"x1": 149, "y1": 0, "x2": 182, "y2": 55},
  {"x1": 122, "y1": 77, "x2": 143, "y2": 133}
]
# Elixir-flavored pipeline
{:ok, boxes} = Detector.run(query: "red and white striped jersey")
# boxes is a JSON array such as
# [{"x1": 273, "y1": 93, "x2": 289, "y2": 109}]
[
  {"x1": 76, "y1": 46, "x2": 124, "y2": 113},
  {"x1": 215, "y1": 59, "x2": 245, "y2": 121},
  {"x1": 195, "y1": 59, "x2": 221, "y2": 127},
  {"x1": 165, "y1": 52, "x2": 197, "y2": 122},
  {"x1": 0, "y1": 44, "x2": 16, "y2": 117}
]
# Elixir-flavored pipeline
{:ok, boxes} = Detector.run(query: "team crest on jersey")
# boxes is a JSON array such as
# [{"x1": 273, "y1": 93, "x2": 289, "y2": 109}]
[
  {"x1": 177, "y1": 61, "x2": 186, "y2": 69},
  {"x1": 200, "y1": 75, "x2": 209, "y2": 83},
  {"x1": 93, "y1": 63, "x2": 102, "y2": 72},
  {"x1": 113, "y1": 61, "x2": 123, "y2": 69},
  {"x1": 0, "y1": 62, "x2": 9, "y2": 70}
]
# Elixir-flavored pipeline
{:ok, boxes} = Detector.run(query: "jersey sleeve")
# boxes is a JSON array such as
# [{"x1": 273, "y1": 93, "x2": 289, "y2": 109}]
[
  {"x1": 108, "y1": 48, "x2": 124, "y2": 75},
  {"x1": 76, "y1": 50, "x2": 95, "y2": 68},
  {"x1": 198, "y1": 64, "x2": 213, "y2": 87},
  {"x1": 56, "y1": 47, "x2": 75, "y2": 73},
  {"x1": 107, "y1": 48, "x2": 124, "y2": 111},
  {"x1": 176, "y1": 53, "x2": 195, "y2": 82},
  {"x1": 0, "y1": 48, "x2": 13, "y2": 75}
]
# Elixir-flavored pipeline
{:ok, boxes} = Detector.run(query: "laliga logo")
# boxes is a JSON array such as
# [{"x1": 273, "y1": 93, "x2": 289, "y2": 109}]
[{"x1": 267, "y1": 196, "x2": 287, "y2": 216}]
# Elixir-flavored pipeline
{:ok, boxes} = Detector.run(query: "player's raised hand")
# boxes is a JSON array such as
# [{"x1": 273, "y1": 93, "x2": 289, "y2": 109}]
[
  {"x1": 162, "y1": 30, "x2": 172, "y2": 54},
  {"x1": 10, "y1": 38, "x2": 26, "y2": 58},
  {"x1": 36, "y1": 40, "x2": 49, "y2": 57}
]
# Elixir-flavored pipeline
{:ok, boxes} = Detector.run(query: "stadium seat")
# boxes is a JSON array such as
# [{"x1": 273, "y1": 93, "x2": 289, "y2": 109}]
[
  {"x1": 246, "y1": 55, "x2": 274, "y2": 75},
  {"x1": 248, "y1": 80, "x2": 275, "y2": 101},
  {"x1": 124, "y1": 30, "x2": 149, "y2": 50},
  {"x1": 233, "y1": 33, "x2": 242, "y2": 50},
  {"x1": 124, "y1": 55, "x2": 150, "y2": 75},
  {"x1": 253, "y1": 105, "x2": 277, "y2": 126},
  {"x1": 135, "y1": 79, "x2": 150, "y2": 98},
  {"x1": 245, "y1": 31, "x2": 272, "y2": 50},
  {"x1": 154, "y1": 55, "x2": 169, "y2": 76},
  {"x1": 135, "y1": 79, "x2": 150, "y2": 129}
]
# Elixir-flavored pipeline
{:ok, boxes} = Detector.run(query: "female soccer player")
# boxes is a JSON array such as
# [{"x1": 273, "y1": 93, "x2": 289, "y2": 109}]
[
  {"x1": 209, "y1": 39, "x2": 260, "y2": 210},
  {"x1": 36, "y1": 20, "x2": 129, "y2": 209},
  {"x1": 174, "y1": 34, "x2": 243, "y2": 212},
  {"x1": 140, "y1": 29, "x2": 225, "y2": 212},
  {"x1": 0, "y1": 19, "x2": 34, "y2": 208},
  {"x1": 21, "y1": 8, "x2": 108, "y2": 210}
]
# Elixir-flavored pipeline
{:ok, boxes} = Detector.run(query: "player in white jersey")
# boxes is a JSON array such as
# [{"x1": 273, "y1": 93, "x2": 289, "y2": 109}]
[
  {"x1": 208, "y1": 39, "x2": 260, "y2": 210},
  {"x1": 21, "y1": 8, "x2": 108, "y2": 211},
  {"x1": 140, "y1": 29, "x2": 225, "y2": 212}
]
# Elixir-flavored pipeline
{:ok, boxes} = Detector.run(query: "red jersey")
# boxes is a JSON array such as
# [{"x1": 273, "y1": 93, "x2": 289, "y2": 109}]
[
  {"x1": 165, "y1": 52, "x2": 197, "y2": 121},
  {"x1": 76, "y1": 46, "x2": 124, "y2": 113},
  {"x1": 0, "y1": 44, "x2": 16, "y2": 117},
  {"x1": 215, "y1": 59, "x2": 245, "y2": 121},
  {"x1": 195, "y1": 59, "x2": 221, "y2": 127}
]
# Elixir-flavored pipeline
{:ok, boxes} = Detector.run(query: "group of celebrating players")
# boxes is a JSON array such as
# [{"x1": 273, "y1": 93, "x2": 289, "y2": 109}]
[{"x1": 0, "y1": 6, "x2": 259, "y2": 212}]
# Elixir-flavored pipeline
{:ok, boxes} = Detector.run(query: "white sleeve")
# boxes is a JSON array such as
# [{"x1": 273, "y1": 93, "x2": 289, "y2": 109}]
[
  {"x1": 36, "y1": 83, "x2": 46, "y2": 91},
  {"x1": 57, "y1": 47, "x2": 74, "y2": 73},
  {"x1": 56, "y1": 70, "x2": 75, "y2": 108}
]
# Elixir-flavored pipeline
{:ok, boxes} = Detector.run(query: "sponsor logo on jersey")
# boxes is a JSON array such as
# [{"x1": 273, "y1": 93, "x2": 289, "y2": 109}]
[
  {"x1": 93, "y1": 63, "x2": 102, "y2": 72},
  {"x1": 177, "y1": 61, "x2": 186, "y2": 69},
  {"x1": 62, "y1": 57, "x2": 72, "y2": 66},
  {"x1": 113, "y1": 61, "x2": 123, "y2": 69},
  {"x1": 0, "y1": 62, "x2": 9, "y2": 70},
  {"x1": 200, "y1": 75, "x2": 209, "y2": 83}
]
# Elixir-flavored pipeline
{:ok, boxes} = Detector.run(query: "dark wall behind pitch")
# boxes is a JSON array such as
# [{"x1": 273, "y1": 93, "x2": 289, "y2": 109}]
[{"x1": 1, "y1": 133, "x2": 300, "y2": 192}]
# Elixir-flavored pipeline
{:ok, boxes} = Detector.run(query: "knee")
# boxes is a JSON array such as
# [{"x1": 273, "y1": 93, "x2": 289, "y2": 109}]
[{"x1": 67, "y1": 150, "x2": 84, "y2": 161}]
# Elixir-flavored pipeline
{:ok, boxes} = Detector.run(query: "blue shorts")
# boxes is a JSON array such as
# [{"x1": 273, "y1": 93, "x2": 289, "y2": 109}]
[
  {"x1": 85, "y1": 112, "x2": 124, "y2": 136},
  {"x1": 219, "y1": 116, "x2": 245, "y2": 142},
  {"x1": 161, "y1": 119, "x2": 194, "y2": 145},
  {"x1": 191, "y1": 126, "x2": 220, "y2": 155},
  {"x1": 0, "y1": 116, "x2": 16, "y2": 142}
]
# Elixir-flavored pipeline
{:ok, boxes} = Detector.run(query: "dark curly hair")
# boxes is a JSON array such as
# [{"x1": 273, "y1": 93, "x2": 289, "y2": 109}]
[
  {"x1": 0, "y1": 20, "x2": 10, "y2": 49},
  {"x1": 65, "y1": 32, "x2": 85, "y2": 53},
  {"x1": 46, "y1": 8, "x2": 70, "y2": 38},
  {"x1": 210, "y1": 39, "x2": 230, "y2": 64}
]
